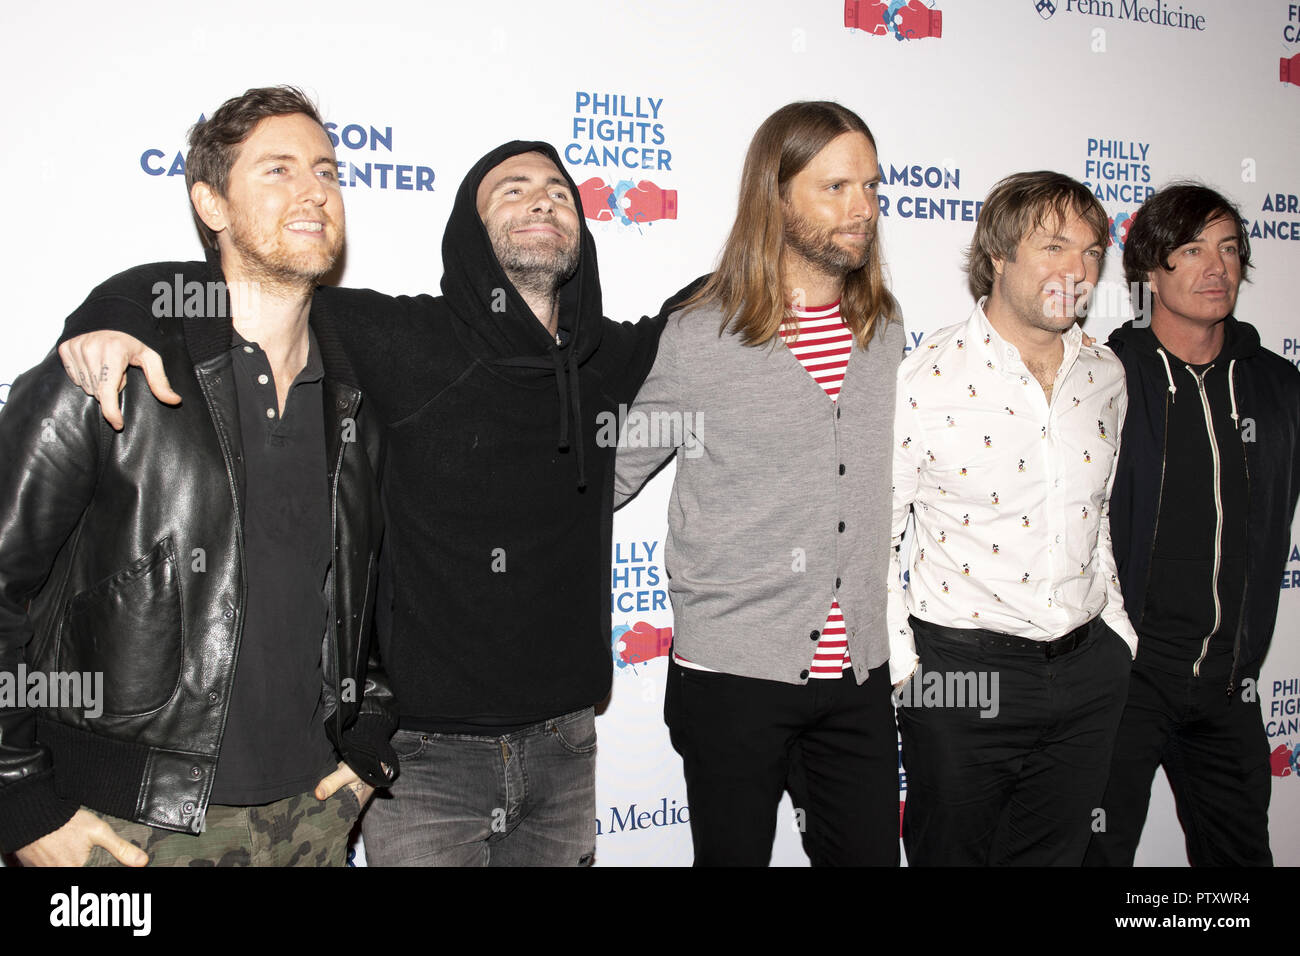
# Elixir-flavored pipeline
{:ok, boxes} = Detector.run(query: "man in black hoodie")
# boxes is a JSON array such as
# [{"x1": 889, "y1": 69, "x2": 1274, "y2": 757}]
[
  {"x1": 57, "y1": 141, "x2": 666, "y2": 866},
  {"x1": 1084, "y1": 183, "x2": 1300, "y2": 866}
]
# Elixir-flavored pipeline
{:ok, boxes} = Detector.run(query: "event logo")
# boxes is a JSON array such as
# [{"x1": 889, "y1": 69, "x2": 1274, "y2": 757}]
[
  {"x1": 1268, "y1": 675, "x2": 1300, "y2": 778},
  {"x1": 876, "y1": 160, "x2": 981, "y2": 224},
  {"x1": 1038, "y1": 0, "x2": 1207, "y2": 32},
  {"x1": 595, "y1": 797, "x2": 689, "y2": 835},
  {"x1": 1082, "y1": 136, "x2": 1155, "y2": 251},
  {"x1": 845, "y1": 1, "x2": 943, "y2": 40},
  {"x1": 139, "y1": 118, "x2": 435, "y2": 192},
  {"x1": 610, "y1": 541, "x2": 667, "y2": 612},
  {"x1": 1279, "y1": 6, "x2": 1300, "y2": 85},
  {"x1": 1247, "y1": 192, "x2": 1300, "y2": 243},
  {"x1": 578, "y1": 178, "x2": 676, "y2": 227},
  {"x1": 565, "y1": 93, "x2": 677, "y2": 231},
  {"x1": 611, "y1": 621, "x2": 674, "y2": 669}
]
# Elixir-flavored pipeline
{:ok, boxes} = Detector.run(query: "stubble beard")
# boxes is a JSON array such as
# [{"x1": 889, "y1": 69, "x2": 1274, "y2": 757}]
[
  {"x1": 225, "y1": 210, "x2": 342, "y2": 297},
  {"x1": 490, "y1": 214, "x2": 580, "y2": 301}
]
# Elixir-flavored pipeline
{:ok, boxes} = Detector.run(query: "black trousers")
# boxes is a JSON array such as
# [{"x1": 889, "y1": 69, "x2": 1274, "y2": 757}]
[
  {"x1": 897, "y1": 615, "x2": 1131, "y2": 866},
  {"x1": 1083, "y1": 662, "x2": 1273, "y2": 867},
  {"x1": 663, "y1": 658, "x2": 900, "y2": 867}
]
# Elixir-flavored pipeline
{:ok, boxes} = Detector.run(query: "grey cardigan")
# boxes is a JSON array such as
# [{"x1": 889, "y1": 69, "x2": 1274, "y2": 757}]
[{"x1": 614, "y1": 302, "x2": 903, "y2": 685}]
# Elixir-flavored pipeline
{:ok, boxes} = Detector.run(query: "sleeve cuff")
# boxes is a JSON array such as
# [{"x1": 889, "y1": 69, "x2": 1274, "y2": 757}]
[{"x1": 0, "y1": 770, "x2": 81, "y2": 855}]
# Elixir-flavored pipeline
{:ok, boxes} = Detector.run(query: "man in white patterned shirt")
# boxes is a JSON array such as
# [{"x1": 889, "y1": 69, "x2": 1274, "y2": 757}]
[{"x1": 888, "y1": 171, "x2": 1139, "y2": 866}]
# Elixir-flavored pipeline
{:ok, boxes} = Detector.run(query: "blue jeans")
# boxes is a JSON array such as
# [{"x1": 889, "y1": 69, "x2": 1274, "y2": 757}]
[{"x1": 361, "y1": 708, "x2": 597, "y2": 866}]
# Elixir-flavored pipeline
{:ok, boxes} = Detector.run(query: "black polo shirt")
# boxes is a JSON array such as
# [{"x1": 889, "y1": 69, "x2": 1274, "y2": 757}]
[{"x1": 209, "y1": 330, "x2": 337, "y2": 805}]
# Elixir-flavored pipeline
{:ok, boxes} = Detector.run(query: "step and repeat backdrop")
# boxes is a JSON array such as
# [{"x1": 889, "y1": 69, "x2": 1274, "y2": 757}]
[{"x1": 1, "y1": 0, "x2": 1297, "y2": 866}]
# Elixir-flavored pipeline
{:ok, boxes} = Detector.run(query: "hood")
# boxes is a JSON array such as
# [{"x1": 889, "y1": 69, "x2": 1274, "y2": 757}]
[
  {"x1": 439, "y1": 140, "x2": 605, "y2": 487},
  {"x1": 440, "y1": 140, "x2": 605, "y2": 366},
  {"x1": 1107, "y1": 313, "x2": 1260, "y2": 364}
]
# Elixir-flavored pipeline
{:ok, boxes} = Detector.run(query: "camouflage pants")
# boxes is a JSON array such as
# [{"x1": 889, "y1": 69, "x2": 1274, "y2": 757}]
[{"x1": 83, "y1": 787, "x2": 362, "y2": 867}]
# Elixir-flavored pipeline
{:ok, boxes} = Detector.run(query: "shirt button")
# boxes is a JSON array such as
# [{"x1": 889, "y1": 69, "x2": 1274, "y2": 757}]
[
  {"x1": 257, "y1": 374, "x2": 269, "y2": 385},
  {"x1": 190, "y1": 766, "x2": 202, "y2": 779},
  {"x1": 799, "y1": 669, "x2": 810, "y2": 680},
  {"x1": 266, "y1": 408, "x2": 276, "y2": 419},
  {"x1": 810, "y1": 630, "x2": 820, "y2": 641},
  {"x1": 838, "y1": 521, "x2": 845, "y2": 533},
  {"x1": 222, "y1": 608, "x2": 235, "y2": 620},
  {"x1": 243, "y1": 345, "x2": 255, "y2": 354},
  {"x1": 1055, "y1": 534, "x2": 1062, "y2": 544},
  {"x1": 835, "y1": 577, "x2": 842, "y2": 589},
  {"x1": 1054, "y1": 479, "x2": 1062, "y2": 488},
  {"x1": 836, "y1": 407, "x2": 841, "y2": 419},
  {"x1": 839, "y1": 464, "x2": 846, "y2": 475},
  {"x1": 208, "y1": 691, "x2": 220, "y2": 703}
]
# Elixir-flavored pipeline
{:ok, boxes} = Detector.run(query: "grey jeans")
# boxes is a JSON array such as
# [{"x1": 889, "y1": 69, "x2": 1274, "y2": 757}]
[{"x1": 361, "y1": 707, "x2": 597, "y2": 866}]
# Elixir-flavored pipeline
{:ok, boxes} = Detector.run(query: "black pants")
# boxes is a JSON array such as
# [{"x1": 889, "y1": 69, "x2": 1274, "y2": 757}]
[
  {"x1": 664, "y1": 658, "x2": 900, "y2": 867},
  {"x1": 1083, "y1": 663, "x2": 1273, "y2": 866},
  {"x1": 897, "y1": 615, "x2": 1131, "y2": 866}
]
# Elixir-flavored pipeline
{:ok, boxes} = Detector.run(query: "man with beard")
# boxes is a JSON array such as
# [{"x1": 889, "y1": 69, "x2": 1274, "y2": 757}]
[
  {"x1": 57, "y1": 141, "x2": 666, "y2": 866},
  {"x1": 0, "y1": 86, "x2": 396, "y2": 866},
  {"x1": 888, "y1": 171, "x2": 1138, "y2": 865},
  {"x1": 614, "y1": 101, "x2": 904, "y2": 866}
]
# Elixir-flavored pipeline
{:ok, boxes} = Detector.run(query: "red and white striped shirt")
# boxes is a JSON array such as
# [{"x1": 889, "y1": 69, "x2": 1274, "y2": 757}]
[{"x1": 781, "y1": 303, "x2": 853, "y2": 678}]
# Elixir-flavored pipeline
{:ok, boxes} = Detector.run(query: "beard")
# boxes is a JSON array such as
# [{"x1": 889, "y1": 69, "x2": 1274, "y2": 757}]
[
  {"x1": 225, "y1": 209, "x2": 342, "y2": 293},
  {"x1": 783, "y1": 209, "x2": 874, "y2": 277},
  {"x1": 489, "y1": 213, "x2": 580, "y2": 299}
]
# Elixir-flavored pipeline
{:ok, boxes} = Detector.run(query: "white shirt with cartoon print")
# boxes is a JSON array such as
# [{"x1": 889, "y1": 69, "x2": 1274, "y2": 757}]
[{"x1": 887, "y1": 300, "x2": 1139, "y2": 684}]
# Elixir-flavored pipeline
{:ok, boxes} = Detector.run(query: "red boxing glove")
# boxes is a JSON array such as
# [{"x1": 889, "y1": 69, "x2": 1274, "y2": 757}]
[
  {"x1": 845, "y1": 1, "x2": 890, "y2": 35},
  {"x1": 578, "y1": 177, "x2": 616, "y2": 221},
  {"x1": 1281, "y1": 53, "x2": 1300, "y2": 87},
  {"x1": 897, "y1": 0, "x2": 941, "y2": 39},
  {"x1": 1271, "y1": 744, "x2": 1294, "y2": 777},
  {"x1": 619, "y1": 621, "x2": 673, "y2": 664},
  {"x1": 623, "y1": 181, "x2": 678, "y2": 223}
]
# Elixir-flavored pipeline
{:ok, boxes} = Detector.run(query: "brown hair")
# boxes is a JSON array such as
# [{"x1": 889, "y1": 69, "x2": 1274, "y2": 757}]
[
  {"x1": 185, "y1": 86, "x2": 326, "y2": 248},
  {"x1": 966, "y1": 171, "x2": 1109, "y2": 300},
  {"x1": 681, "y1": 101, "x2": 897, "y2": 349}
]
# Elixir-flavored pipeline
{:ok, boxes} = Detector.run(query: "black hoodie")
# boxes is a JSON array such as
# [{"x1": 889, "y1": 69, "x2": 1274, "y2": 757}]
[
  {"x1": 1107, "y1": 316, "x2": 1300, "y2": 689},
  {"x1": 60, "y1": 141, "x2": 668, "y2": 728}
]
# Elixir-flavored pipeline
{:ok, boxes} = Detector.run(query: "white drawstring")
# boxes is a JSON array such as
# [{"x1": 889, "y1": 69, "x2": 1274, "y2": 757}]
[
  {"x1": 1228, "y1": 358, "x2": 1239, "y2": 429},
  {"x1": 1156, "y1": 347, "x2": 1177, "y2": 402}
]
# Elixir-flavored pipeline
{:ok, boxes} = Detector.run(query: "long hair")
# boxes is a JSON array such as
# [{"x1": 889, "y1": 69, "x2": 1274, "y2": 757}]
[{"x1": 681, "y1": 101, "x2": 897, "y2": 349}]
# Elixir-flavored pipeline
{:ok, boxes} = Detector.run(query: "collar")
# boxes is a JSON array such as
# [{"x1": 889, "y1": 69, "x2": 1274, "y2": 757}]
[{"x1": 971, "y1": 297, "x2": 1082, "y2": 380}]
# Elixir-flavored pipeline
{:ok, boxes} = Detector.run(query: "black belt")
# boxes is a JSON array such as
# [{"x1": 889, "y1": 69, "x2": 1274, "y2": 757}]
[{"x1": 910, "y1": 615, "x2": 1096, "y2": 661}]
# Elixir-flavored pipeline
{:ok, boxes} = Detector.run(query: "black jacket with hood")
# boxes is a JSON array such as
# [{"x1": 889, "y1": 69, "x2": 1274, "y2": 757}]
[
  {"x1": 61, "y1": 141, "x2": 668, "y2": 727},
  {"x1": 1107, "y1": 316, "x2": 1300, "y2": 690}
]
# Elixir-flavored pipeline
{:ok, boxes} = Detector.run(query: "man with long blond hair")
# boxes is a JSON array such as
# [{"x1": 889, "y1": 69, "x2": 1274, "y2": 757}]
[{"x1": 616, "y1": 101, "x2": 903, "y2": 866}]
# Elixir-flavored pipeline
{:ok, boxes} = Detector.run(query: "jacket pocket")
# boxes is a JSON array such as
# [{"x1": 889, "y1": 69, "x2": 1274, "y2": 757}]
[{"x1": 58, "y1": 537, "x2": 183, "y2": 718}]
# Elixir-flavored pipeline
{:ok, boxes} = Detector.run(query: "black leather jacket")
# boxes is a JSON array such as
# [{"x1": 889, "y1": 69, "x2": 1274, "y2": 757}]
[{"x1": 0, "y1": 261, "x2": 397, "y2": 852}]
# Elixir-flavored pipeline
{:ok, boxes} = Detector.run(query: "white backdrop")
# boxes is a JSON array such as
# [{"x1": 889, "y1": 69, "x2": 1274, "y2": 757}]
[{"x1": 1, "y1": 0, "x2": 1297, "y2": 866}]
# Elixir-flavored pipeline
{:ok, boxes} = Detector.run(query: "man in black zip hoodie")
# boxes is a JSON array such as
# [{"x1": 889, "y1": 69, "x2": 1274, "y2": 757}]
[
  {"x1": 1085, "y1": 183, "x2": 1300, "y2": 866},
  {"x1": 58, "y1": 141, "x2": 667, "y2": 866}
]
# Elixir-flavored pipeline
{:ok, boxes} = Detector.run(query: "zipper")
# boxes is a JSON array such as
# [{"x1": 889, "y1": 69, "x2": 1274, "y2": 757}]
[
  {"x1": 1137, "y1": 383, "x2": 1171, "y2": 633},
  {"x1": 1227, "y1": 429, "x2": 1251, "y2": 695},
  {"x1": 1190, "y1": 366, "x2": 1223, "y2": 677}
]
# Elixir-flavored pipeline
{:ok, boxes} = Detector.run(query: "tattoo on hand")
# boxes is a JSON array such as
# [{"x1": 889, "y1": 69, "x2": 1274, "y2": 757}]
[{"x1": 100, "y1": 365, "x2": 109, "y2": 383}]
